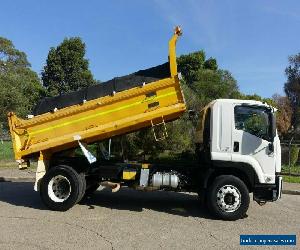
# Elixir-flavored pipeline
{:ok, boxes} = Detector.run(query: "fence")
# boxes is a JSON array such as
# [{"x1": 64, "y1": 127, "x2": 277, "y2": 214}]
[{"x1": 280, "y1": 141, "x2": 300, "y2": 182}]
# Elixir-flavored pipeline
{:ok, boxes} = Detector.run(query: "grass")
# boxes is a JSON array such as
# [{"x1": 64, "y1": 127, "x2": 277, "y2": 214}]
[
  {"x1": 283, "y1": 175, "x2": 300, "y2": 184},
  {"x1": 0, "y1": 141, "x2": 15, "y2": 168},
  {"x1": 0, "y1": 141, "x2": 14, "y2": 160},
  {"x1": 0, "y1": 141, "x2": 38, "y2": 169},
  {"x1": 281, "y1": 165, "x2": 300, "y2": 183},
  {"x1": 281, "y1": 165, "x2": 300, "y2": 175}
]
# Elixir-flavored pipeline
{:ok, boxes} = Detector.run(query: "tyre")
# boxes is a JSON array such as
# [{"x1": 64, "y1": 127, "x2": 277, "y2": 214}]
[
  {"x1": 78, "y1": 176, "x2": 99, "y2": 202},
  {"x1": 77, "y1": 173, "x2": 87, "y2": 202},
  {"x1": 207, "y1": 175, "x2": 250, "y2": 221},
  {"x1": 79, "y1": 179, "x2": 100, "y2": 202},
  {"x1": 85, "y1": 183, "x2": 100, "y2": 197},
  {"x1": 40, "y1": 165, "x2": 84, "y2": 211}
]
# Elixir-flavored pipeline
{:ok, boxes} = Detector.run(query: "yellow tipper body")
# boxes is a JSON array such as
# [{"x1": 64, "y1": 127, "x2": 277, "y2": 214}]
[{"x1": 8, "y1": 27, "x2": 186, "y2": 161}]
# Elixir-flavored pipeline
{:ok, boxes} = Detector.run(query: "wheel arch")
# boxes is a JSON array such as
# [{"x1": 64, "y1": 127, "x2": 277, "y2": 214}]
[{"x1": 203, "y1": 161, "x2": 258, "y2": 192}]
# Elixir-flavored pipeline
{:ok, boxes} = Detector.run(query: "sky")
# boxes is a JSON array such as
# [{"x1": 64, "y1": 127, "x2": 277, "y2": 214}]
[{"x1": 0, "y1": 0, "x2": 299, "y2": 98}]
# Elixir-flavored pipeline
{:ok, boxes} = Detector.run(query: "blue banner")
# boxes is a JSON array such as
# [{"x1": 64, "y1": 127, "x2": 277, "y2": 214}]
[{"x1": 240, "y1": 235, "x2": 296, "y2": 246}]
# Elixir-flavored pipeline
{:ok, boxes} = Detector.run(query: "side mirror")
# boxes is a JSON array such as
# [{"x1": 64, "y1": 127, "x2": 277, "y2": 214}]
[{"x1": 268, "y1": 142, "x2": 274, "y2": 153}]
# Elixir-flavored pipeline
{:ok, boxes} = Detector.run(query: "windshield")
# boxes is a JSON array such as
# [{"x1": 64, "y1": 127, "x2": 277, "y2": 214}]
[{"x1": 234, "y1": 105, "x2": 273, "y2": 141}]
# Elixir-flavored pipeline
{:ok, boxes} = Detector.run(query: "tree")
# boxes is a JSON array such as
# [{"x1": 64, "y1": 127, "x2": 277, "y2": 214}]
[
  {"x1": 272, "y1": 94, "x2": 292, "y2": 136},
  {"x1": 204, "y1": 57, "x2": 218, "y2": 70},
  {"x1": 0, "y1": 38, "x2": 29, "y2": 71},
  {"x1": 177, "y1": 51, "x2": 205, "y2": 84},
  {"x1": 0, "y1": 37, "x2": 44, "y2": 132},
  {"x1": 284, "y1": 53, "x2": 300, "y2": 131},
  {"x1": 42, "y1": 37, "x2": 95, "y2": 96},
  {"x1": 178, "y1": 51, "x2": 239, "y2": 110}
]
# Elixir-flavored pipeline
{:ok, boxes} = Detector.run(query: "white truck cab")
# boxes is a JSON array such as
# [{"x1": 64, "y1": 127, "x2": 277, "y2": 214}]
[
  {"x1": 210, "y1": 99, "x2": 281, "y2": 184},
  {"x1": 196, "y1": 99, "x2": 282, "y2": 219}
]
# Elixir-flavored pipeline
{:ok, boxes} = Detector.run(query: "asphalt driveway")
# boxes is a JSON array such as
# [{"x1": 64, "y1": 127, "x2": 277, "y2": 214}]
[{"x1": 0, "y1": 182, "x2": 299, "y2": 249}]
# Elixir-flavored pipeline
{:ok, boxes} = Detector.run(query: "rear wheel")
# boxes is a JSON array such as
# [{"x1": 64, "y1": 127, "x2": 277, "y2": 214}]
[
  {"x1": 85, "y1": 183, "x2": 100, "y2": 197},
  {"x1": 78, "y1": 176, "x2": 99, "y2": 202},
  {"x1": 78, "y1": 173, "x2": 86, "y2": 202},
  {"x1": 81, "y1": 177, "x2": 100, "y2": 200},
  {"x1": 207, "y1": 175, "x2": 250, "y2": 221},
  {"x1": 40, "y1": 165, "x2": 84, "y2": 211}
]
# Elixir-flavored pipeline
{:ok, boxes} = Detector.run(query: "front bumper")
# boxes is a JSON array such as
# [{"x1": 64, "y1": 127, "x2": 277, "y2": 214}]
[{"x1": 253, "y1": 175, "x2": 282, "y2": 202}]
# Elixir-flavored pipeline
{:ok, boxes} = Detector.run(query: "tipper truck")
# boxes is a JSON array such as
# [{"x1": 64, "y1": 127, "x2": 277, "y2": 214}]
[{"x1": 8, "y1": 27, "x2": 282, "y2": 220}]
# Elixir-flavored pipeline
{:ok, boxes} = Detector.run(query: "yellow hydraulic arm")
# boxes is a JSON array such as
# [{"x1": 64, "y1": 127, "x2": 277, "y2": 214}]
[{"x1": 8, "y1": 26, "x2": 186, "y2": 162}]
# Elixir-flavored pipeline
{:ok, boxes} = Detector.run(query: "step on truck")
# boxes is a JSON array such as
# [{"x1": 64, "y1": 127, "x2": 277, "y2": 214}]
[{"x1": 8, "y1": 27, "x2": 282, "y2": 220}]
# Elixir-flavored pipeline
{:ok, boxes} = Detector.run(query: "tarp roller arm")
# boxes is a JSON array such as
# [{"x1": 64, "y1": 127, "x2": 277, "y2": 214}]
[{"x1": 169, "y1": 26, "x2": 182, "y2": 78}]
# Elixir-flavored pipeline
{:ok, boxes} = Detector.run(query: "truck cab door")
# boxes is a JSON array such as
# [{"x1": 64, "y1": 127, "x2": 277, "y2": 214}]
[
  {"x1": 231, "y1": 105, "x2": 276, "y2": 184},
  {"x1": 211, "y1": 102, "x2": 233, "y2": 161}
]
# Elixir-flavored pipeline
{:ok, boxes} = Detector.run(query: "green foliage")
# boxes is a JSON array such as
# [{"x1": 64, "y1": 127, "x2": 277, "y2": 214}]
[
  {"x1": 281, "y1": 164, "x2": 300, "y2": 174},
  {"x1": 0, "y1": 37, "x2": 29, "y2": 69},
  {"x1": 116, "y1": 133, "x2": 141, "y2": 160},
  {"x1": 191, "y1": 69, "x2": 239, "y2": 102},
  {"x1": 204, "y1": 57, "x2": 218, "y2": 70},
  {"x1": 180, "y1": 81, "x2": 201, "y2": 111},
  {"x1": 284, "y1": 53, "x2": 300, "y2": 130},
  {"x1": 178, "y1": 51, "x2": 239, "y2": 110},
  {"x1": 0, "y1": 37, "x2": 44, "y2": 131},
  {"x1": 0, "y1": 141, "x2": 14, "y2": 160},
  {"x1": 165, "y1": 117, "x2": 195, "y2": 152},
  {"x1": 42, "y1": 37, "x2": 95, "y2": 96},
  {"x1": 283, "y1": 175, "x2": 300, "y2": 184},
  {"x1": 272, "y1": 94, "x2": 292, "y2": 136},
  {"x1": 177, "y1": 51, "x2": 205, "y2": 84},
  {"x1": 136, "y1": 129, "x2": 166, "y2": 160},
  {"x1": 290, "y1": 145, "x2": 300, "y2": 167}
]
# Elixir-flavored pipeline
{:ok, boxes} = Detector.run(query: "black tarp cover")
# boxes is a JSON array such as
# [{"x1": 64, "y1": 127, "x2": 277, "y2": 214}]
[{"x1": 33, "y1": 62, "x2": 170, "y2": 115}]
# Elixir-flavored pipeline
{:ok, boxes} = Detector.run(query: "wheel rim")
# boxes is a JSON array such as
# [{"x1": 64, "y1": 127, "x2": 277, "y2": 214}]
[
  {"x1": 48, "y1": 175, "x2": 71, "y2": 202},
  {"x1": 216, "y1": 185, "x2": 241, "y2": 213}
]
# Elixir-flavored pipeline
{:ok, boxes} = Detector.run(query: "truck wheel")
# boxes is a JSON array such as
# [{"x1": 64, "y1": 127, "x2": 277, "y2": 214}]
[
  {"x1": 79, "y1": 179, "x2": 100, "y2": 202},
  {"x1": 40, "y1": 165, "x2": 84, "y2": 211},
  {"x1": 85, "y1": 183, "x2": 100, "y2": 197},
  {"x1": 77, "y1": 173, "x2": 86, "y2": 202},
  {"x1": 207, "y1": 175, "x2": 250, "y2": 221}
]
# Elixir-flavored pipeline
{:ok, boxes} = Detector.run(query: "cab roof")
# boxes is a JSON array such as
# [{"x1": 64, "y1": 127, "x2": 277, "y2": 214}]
[{"x1": 206, "y1": 99, "x2": 276, "y2": 111}]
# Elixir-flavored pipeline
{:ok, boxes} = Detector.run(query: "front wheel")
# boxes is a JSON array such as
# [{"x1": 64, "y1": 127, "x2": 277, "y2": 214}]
[
  {"x1": 40, "y1": 165, "x2": 84, "y2": 211},
  {"x1": 207, "y1": 175, "x2": 250, "y2": 221}
]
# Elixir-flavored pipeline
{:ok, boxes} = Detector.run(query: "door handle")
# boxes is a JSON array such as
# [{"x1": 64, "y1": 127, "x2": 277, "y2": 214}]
[{"x1": 234, "y1": 141, "x2": 239, "y2": 152}]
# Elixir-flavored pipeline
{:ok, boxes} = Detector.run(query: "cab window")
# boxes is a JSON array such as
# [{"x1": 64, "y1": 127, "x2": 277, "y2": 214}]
[{"x1": 234, "y1": 105, "x2": 271, "y2": 141}]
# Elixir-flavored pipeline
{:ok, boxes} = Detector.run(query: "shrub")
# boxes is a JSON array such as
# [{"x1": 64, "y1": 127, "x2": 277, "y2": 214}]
[{"x1": 290, "y1": 145, "x2": 300, "y2": 166}]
